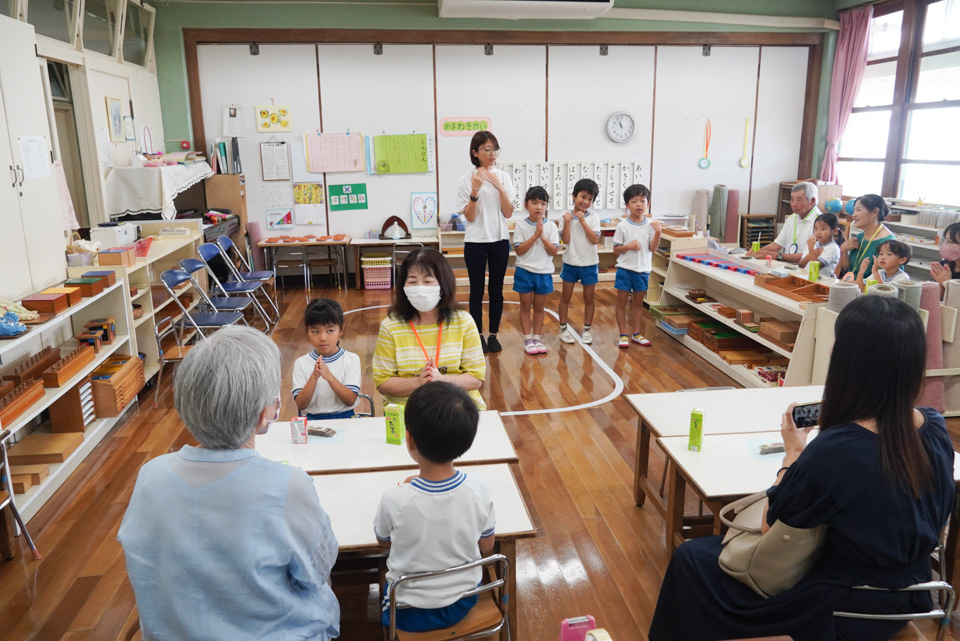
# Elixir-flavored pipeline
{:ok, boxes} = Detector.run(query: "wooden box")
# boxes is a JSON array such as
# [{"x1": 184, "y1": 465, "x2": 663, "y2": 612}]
[
  {"x1": 76, "y1": 331, "x2": 103, "y2": 353},
  {"x1": 754, "y1": 273, "x2": 780, "y2": 288},
  {"x1": 84, "y1": 317, "x2": 116, "y2": 344},
  {"x1": 665, "y1": 314, "x2": 709, "y2": 330},
  {"x1": 736, "y1": 309, "x2": 754, "y2": 324},
  {"x1": 41, "y1": 287, "x2": 82, "y2": 306},
  {"x1": 50, "y1": 377, "x2": 94, "y2": 432},
  {"x1": 688, "y1": 320, "x2": 725, "y2": 344},
  {"x1": 0, "y1": 379, "x2": 44, "y2": 426},
  {"x1": 98, "y1": 246, "x2": 135, "y2": 267},
  {"x1": 717, "y1": 306, "x2": 737, "y2": 319},
  {"x1": 64, "y1": 278, "x2": 105, "y2": 297},
  {"x1": 7, "y1": 433, "x2": 84, "y2": 466},
  {"x1": 759, "y1": 319, "x2": 803, "y2": 348},
  {"x1": 81, "y1": 270, "x2": 117, "y2": 287},
  {"x1": 3, "y1": 346, "x2": 60, "y2": 385},
  {"x1": 10, "y1": 463, "x2": 49, "y2": 494},
  {"x1": 763, "y1": 276, "x2": 831, "y2": 303},
  {"x1": 0, "y1": 380, "x2": 13, "y2": 398},
  {"x1": 20, "y1": 293, "x2": 68, "y2": 314},
  {"x1": 702, "y1": 331, "x2": 758, "y2": 353},
  {"x1": 42, "y1": 346, "x2": 95, "y2": 388},
  {"x1": 91, "y1": 355, "x2": 145, "y2": 417}
]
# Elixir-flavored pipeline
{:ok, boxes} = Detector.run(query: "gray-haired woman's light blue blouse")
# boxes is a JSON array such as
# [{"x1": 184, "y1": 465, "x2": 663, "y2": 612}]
[{"x1": 118, "y1": 445, "x2": 340, "y2": 641}]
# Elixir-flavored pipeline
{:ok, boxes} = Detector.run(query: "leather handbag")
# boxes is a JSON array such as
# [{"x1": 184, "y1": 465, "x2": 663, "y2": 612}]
[{"x1": 717, "y1": 491, "x2": 829, "y2": 598}]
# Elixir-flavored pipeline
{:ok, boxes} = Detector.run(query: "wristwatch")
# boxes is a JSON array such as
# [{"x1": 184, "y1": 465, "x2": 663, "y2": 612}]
[
  {"x1": 469, "y1": 195, "x2": 479, "y2": 202},
  {"x1": 777, "y1": 249, "x2": 784, "y2": 261}
]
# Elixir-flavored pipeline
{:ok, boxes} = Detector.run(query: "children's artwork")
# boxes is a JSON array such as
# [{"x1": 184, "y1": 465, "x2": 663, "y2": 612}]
[
  {"x1": 266, "y1": 208, "x2": 294, "y2": 230},
  {"x1": 411, "y1": 192, "x2": 438, "y2": 230},
  {"x1": 439, "y1": 116, "x2": 492, "y2": 136},
  {"x1": 256, "y1": 105, "x2": 292, "y2": 133},
  {"x1": 105, "y1": 97, "x2": 124, "y2": 142},
  {"x1": 370, "y1": 133, "x2": 435, "y2": 174},
  {"x1": 305, "y1": 132, "x2": 364, "y2": 173},
  {"x1": 262, "y1": 183, "x2": 294, "y2": 209},
  {"x1": 293, "y1": 183, "x2": 324, "y2": 205},
  {"x1": 294, "y1": 204, "x2": 326, "y2": 230},
  {"x1": 328, "y1": 183, "x2": 368, "y2": 211}
]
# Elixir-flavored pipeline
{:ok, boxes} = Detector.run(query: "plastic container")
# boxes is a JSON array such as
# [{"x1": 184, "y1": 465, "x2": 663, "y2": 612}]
[
  {"x1": 134, "y1": 236, "x2": 154, "y2": 258},
  {"x1": 361, "y1": 254, "x2": 393, "y2": 290}
]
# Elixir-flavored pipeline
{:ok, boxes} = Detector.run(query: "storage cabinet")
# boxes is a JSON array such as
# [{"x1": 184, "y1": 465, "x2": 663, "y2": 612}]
[
  {"x1": 205, "y1": 173, "x2": 248, "y2": 253},
  {"x1": 0, "y1": 15, "x2": 66, "y2": 300}
]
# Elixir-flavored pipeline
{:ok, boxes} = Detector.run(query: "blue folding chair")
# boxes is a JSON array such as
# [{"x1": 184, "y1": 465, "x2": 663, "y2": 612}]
[
  {"x1": 199, "y1": 242, "x2": 278, "y2": 326},
  {"x1": 180, "y1": 258, "x2": 270, "y2": 331},
  {"x1": 159, "y1": 270, "x2": 245, "y2": 337},
  {"x1": 215, "y1": 235, "x2": 280, "y2": 319}
]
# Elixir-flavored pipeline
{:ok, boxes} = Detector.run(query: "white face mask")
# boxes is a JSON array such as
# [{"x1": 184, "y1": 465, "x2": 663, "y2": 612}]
[
  {"x1": 257, "y1": 394, "x2": 281, "y2": 435},
  {"x1": 404, "y1": 285, "x2": 442, "y2": 313}
]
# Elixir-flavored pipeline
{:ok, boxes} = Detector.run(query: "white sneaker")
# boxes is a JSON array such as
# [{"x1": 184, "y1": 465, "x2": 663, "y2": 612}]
[
  {"x1": 582, "y1": 329, "x2": 593, "y2": 344},
  {"x1": 559, "y1": 327, "x2": 575, "y2": 344}
]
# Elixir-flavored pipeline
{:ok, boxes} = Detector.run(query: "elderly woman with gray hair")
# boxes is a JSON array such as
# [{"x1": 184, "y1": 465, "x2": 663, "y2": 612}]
[{"x1": 118, "y1": 326, "x2": 340, "y2": 641}]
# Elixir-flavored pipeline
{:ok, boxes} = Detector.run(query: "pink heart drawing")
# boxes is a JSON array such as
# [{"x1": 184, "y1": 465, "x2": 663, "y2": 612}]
[{"x1": 413, "y1": 196, "x2": 436, "y2": 225}]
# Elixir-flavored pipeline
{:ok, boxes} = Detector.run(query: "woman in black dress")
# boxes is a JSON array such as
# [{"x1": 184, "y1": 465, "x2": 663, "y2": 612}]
[{"x1": 649, "y1": 295, "x2": 955, "y2": 641}]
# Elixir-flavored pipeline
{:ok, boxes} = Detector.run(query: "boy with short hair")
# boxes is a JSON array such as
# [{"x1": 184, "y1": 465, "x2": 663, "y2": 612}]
[
  {"x1": 512, "y1": 186, "x2": 560, "y2": 355},
  {"x1": 292, "y1": 298, "x2": 361, "y2": 419},
  {"x1": 558, "y1": 178, "x2": 601, "y2": 345},
  {"x1": 614, "y1": 184, "x2": 661, "y2": 348},
  {"x1": 869, "y1": 239, "x2": 912, "y2": 285},
  {"x1": 374, "y1": 381, "x2": 496, "y2": 633}
]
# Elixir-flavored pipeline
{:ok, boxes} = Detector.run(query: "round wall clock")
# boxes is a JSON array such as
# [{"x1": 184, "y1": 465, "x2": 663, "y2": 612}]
[{"x1": 606, "y1": 112, "x2": 636, "y2": 143}]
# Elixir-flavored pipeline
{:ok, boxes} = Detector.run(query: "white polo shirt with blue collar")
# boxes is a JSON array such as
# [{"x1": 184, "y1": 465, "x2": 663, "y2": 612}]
[
  {"x1": 292, "y1": 347, "x2": 361, "y2": 415},
  {"x1": 613, "y1": 216, "x2": 657, "y2": 273},
  {"x1": 775, "y1": 206, "x2": 822, "y2": 256}
]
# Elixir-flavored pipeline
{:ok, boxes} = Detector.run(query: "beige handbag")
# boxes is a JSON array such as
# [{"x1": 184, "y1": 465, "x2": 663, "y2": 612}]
[{"x1": 717, "y1": 491, "x2": 829, "y2": 598}]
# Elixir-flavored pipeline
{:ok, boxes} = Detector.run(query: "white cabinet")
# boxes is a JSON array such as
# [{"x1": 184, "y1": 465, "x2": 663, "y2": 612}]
[{"x1": 0, "y1": 14, "x2": 66, "y2": 299}]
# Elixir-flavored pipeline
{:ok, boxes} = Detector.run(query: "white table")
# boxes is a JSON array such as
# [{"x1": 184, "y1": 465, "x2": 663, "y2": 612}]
[
  {"x1": 627, "y1": 385, "x2": 824, "y2": 511},
  {"x1": 255, "y1": 410, "x2": 518, "y2": 474},
  {"x1": 314, "y1": 464, "x2": 535, "y2": 638}
]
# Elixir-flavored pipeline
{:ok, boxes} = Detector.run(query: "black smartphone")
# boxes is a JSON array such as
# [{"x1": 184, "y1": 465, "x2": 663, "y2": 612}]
[{"x1": 792, "y1": 401, "x2": 821, "y2": 428}]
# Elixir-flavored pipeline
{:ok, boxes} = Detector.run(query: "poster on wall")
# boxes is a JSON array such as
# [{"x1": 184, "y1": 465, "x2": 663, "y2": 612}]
[
  {"x1": 256, "y1": 105, "x2": 292, "y2": 133},
  {"x1": 328, "y1": 183, "x2": 367, "y2": 211},
  {"x1": 439, "y1": 117, "x2": 492, "y2": 137},
  {"x1": 106, "y1": 97, "x2": 124, "y2": 142},
  {"x1": 123, "y1": 117, "x2": 136, "y2": 142},
  {"x1": 294, "y1": 182, "x2": 324, "y2": 205},
  {"x1": 266, "y1": 208, "x2": 294, "y2": 230},
  {"x1": 411, "y1": 192, "x2": 437, "y2": 230},
  {"x1": 222, "y1": 105, "x2": 244, "y2": 137}
]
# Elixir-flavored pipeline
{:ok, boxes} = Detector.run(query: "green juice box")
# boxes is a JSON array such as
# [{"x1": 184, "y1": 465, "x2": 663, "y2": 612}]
[
  {"x1": 808, "y1": 260, "x2": 819, "y2": 281},
  {"x1": 751, "y1": 241, "x2": 761, "y2": 253},
  {"x1": 385, "y1": 403, "x2": 405, "y2": 445},
  {"x1": 689, "y1": 408, "x2": 703, "y2": 452}
]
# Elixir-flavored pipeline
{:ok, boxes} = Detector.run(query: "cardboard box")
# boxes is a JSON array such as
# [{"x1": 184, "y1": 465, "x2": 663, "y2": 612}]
[
  {"x1": 98, "y1": 246, "x2": 135, "y2": 267},
  {"x1": 64, "y1": 278, "x2": 105, "y2": 297},
  {"x1": 20, "y1": 293, "x2": 68, "y2": 314},
  {"x1": 41, "y1": 287, "x2": 82, "y2": 306},
  {"x1": 81, "y1": 270, "x2": 117, "y2": 287}
]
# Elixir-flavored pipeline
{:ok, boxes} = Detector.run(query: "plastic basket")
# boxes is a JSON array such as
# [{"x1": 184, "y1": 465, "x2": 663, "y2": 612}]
[
  {"x1": 362, "y1": 265, "x2": 392, "y2": 289},
  {"x1": 361, "y1": 254, "x2": 392, "y2": 267}
]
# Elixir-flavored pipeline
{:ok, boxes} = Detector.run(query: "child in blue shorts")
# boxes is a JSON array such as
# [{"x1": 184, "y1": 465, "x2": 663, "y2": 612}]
[
  {"x1": 558, "y1": 178, "x2": 601, "y2": 346},
  {"x1": 513, "y1": 186, "x2": 560, "y2": 355},
  {"x1": 292, "y1": 298, "x2": 361, "y2": 419},
  {"x1": 614, "y1": 184, "x2": 661, "y2": 348}
]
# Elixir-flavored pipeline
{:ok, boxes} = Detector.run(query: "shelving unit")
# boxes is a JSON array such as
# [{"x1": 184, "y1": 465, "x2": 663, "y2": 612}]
[
  {"x1": 739, "y1": 213, "x2": 777, "y2": 250},
  {"x1": 883, "y1": 219, "x2": 938, "y2": 281},
  {"x1": 0, "y1": 280, "x2": 135, "y2": 522},
  {"x1": 658, "y1": 249, "x2": 828, "y2": 387},
  {"x1": 68, "y1": 220, "x2": 204, "y2": 385},
  {"x1": 647, "y1": 235, "x2": 708, "y2": 306}
]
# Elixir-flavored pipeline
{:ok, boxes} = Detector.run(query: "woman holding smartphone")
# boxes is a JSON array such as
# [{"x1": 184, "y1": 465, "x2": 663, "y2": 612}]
[
  {"x1": 455, "y1": 131, "x2": 515, "y2": 353},
  {"x1": 649, "y1": 295, "x2": 955, "y2": 641}
]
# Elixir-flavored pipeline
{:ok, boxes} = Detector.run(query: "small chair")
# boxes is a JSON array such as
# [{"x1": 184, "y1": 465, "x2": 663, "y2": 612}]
[
  {"x1": 197, "y1": 243, "x2": 277, "y2": 327},
  {"x1": 384, "y1": 554, "x2": 511, "y2": 641},
  {"x1": 273, "y1": 246, "x2": 310, "y2": 290},
  {"x1": 0, "y1": 429, "x2": 41, "y2": 560},
  {"x1": 179, "y1": 260, "x2": 258, "y2": 324},
  {"x1": 185, "y1": 253, "x2": 274, "y2": 330},
  {"x1": 298, "y1": 392, "x2": 377, "y2": 419},
  {"x1": 159, "y1": 270, "x2": 245, "y2": 337},
  {"x1": 392, "y1": 242, "x2": 424, "y2": 285},
  {"x1": 305, "y1": 245, "x2": 342, "y2": 291},
  {"x1": 153, "y1": 316, "x2": 195, "y2": 409},
  {"x1": 215, "y1": 235, "x2": 280, "y2": 318}
]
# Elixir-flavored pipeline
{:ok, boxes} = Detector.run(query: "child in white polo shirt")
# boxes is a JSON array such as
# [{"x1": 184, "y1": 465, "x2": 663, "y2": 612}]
[
  {"x1": 292, "y1": 298, "x2": 361, "y2": 419},
  {"x1": 614, "y1": 184, "x2": 661, "y2": 348},
  {"x1": 512, "y1": 186, "x2": 560, "y2": 355},
  {"x1": 558, "y1": 178, "x2": 602, "y2": 346},
  {"x1": 375, "y1": 381, "x2": 495, "y2": 633}
]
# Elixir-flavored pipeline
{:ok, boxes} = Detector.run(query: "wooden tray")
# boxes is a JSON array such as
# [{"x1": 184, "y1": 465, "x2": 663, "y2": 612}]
[
  {"x1": 763, "y1": 276, "x2": 831, "y2": 303},
  {"x1": 0, "y1": 326, "x2": 29, "y2": 340},
  {"x1": 22, "y1": 313, "x2": 55, "y2": 326},
  {"x1": 0, "y1": 379, "x2": 45, "y2": 426},
  {"x1": 7, "y1": 432, "x2": 84, "y2": 466}
]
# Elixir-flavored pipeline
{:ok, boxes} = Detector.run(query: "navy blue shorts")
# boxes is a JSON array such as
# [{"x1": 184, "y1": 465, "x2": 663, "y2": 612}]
[
  {"x1": 305, "y1": 409, "x2": 355, "y2": 420},
  {"x1": 614, "y1": 268, "x2": 649, "y2": 293},
  {"x1": 560, "y1": 263, "x2": 600, "y2": 286},
  {"x1": 512, "y1": 266, "x2": 554, "y2": 295},
  {"x1": 382, "y1": 582, "x2": 479, "y2": 632}
]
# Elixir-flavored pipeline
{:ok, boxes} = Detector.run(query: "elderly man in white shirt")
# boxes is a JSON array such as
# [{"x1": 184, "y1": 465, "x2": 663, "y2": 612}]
[{"x1": 749, "y1": 181, "x2": 822, "y2": 264}]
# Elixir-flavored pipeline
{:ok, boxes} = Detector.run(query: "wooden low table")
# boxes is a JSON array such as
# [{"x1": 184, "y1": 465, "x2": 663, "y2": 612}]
[{"x1": 257, "y1": 236, "x2": 351, "y2": 290}]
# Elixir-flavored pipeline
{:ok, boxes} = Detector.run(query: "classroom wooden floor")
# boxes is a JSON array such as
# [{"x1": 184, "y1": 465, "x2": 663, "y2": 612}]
[{"x1": 1, "y1": 282, "x2": 957, "y2": 641}]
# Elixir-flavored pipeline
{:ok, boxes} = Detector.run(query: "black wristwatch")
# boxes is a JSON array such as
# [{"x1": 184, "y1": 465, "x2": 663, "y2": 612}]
[{"x1": 469, "y1": 195, "x2": 479, "y2": 202}]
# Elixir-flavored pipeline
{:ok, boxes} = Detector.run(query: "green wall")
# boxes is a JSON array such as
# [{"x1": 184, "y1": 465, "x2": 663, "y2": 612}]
[{"x1": 153, "y1": 0, "x2": 838, "y2": 176}]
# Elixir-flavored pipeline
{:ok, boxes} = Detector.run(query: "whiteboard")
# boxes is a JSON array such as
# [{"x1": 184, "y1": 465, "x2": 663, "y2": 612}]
[
  {"x1": 318, "y1": 44, "x2": 436, "y2": 239},
  {"x1": 435, "y1": 45, "x2": 546, "y2": 221},
  {"x1": 197, "y1": 44, "x2": 322, "y2": 235},
  {"x1": 547, "y1": 45, "x2": 655, "y2": 214},
  {"x1": 751, "y1": 47, "x2": 808, "y2": 214},
  {"x1": 652, "y1": 46, "x2": 759, "y2": 219}
]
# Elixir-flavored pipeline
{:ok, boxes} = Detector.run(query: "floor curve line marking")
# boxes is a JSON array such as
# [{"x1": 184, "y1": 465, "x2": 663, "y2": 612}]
[{"x1": 344, "y1": 302, "x2": 624, "y2": 417}]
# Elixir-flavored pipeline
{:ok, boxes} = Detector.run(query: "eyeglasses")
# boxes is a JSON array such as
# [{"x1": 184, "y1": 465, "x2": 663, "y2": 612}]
[{"x1": 479, "y1": 147, "x2": 499, "y2": 154}]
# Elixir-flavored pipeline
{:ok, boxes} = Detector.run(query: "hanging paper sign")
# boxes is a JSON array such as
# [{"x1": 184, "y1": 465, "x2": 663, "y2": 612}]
[
  {"x1": 439, "y1": 117, "x2": 492, "y2": 137},
  {"x1": 411, "y1": 192, "x2": 438, "y2": 230},
  {"x1": 328, "y1": 183, "x2": 368, "y2": 211}
]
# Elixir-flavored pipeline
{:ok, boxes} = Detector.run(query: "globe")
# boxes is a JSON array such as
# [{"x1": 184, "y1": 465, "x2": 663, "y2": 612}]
[
  {"x1": 824, "y1": 198, "x2": 843, "y2": 213},
  {"x1": 844, "y1": 199, "x2": 856, "y2": 215}
]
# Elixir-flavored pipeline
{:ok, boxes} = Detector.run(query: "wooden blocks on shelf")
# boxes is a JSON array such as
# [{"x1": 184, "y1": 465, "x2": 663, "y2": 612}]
[
  {"x1": 83, "y1": 317, "x2": 116, "y2": 344},
  {"x1": 41, "y1": 287, "x2": 82, "y2": 306},
  {"x1": 7, "y1": 432, "x2": 83, "y2": 466},
  {"x1": 50, "y1": 378, "x2": 95, "y2": 433},
  {"x1": 0, "y1": 379, "x2": 45, "y2": 426},
  {"x1": 76, "y1": 331, "x2": 103, "y2": 353},
  {"x1": 2, "y1": 346, "x2": 60, "y2": 385},
  {"x1": 736, "y1": 309, "x2": 754, "y2": 324},
  {"x1": 41, "y1": 346, "x2": 95, "y2": 388},
  {"x1": 81, "y1": 270, "x2": 117, "y2": 287},
  {"x1": 64, "y1": 278, "x2": 105, "y2": 297},
  {"x1": 20, "y1": 293, "x2": 68, "y2": 315},
  {"x1": 91, "y1": 354, "x2": 144, "y2": 417},
  {"x1": 758, "y1": 320, "x2": 803, "y2": 351},
  {"x1": 717, "y1": 306, "x2": 737, "y2": 319},
  {"x1": 10, "y1": 464, "x2": 49, "y2": 494},
  {"x1": 98, "y1": 246, "x2": 135, "y2": 267}
]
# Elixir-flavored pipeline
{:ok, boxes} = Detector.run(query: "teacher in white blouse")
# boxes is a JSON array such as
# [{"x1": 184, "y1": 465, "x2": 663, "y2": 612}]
[{"x1": 455, "y1": 131, "x2": 516, "y2": 354}]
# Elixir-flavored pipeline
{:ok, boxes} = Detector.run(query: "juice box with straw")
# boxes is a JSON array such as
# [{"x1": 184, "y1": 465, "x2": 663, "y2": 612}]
[
  {"x1": 689, "y1": 408, "x2": 704, "y2": 452},
  {"x1": 385, "y1": 403, "x2": 405, "y2": 445},
  {"x1": 290, "y1": 416, "x2": 308, "y2": 444},
  {"x1": 808, "y1": 260, "x2": 820, "y2": 281}
]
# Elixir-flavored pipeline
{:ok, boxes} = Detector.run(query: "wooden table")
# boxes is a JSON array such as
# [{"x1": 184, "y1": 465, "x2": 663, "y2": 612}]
[
  {"x1": 350, "y1": 236, "x2": 440, "y2": 290},
  {"x1": 313, "y1": 463, "x2": 536, "y2": 639},
  {"x1": 627, "y1": 386, "x2": 824, "y2": 513},
  {"x1": 257, "y1": 236, "x2": 351, "y2": 290},
  {"x1": 255, "y1": 411, "x2": 518, "y2": 474}
]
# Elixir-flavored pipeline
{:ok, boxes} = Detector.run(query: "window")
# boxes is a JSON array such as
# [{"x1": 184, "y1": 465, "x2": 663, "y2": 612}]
[
  {"x1": 82, "y1": 0, "x2": 121, "y2": 56},
  {"x1": 0, "y1": 0, "x2": 18, "y2": 18},
  {"x1": 27, "y1": 0, "x2": 78, "y2": 43},
  {"x1": 837, "y1": 0, "x2": 960, "y2": 206},
  {"x1": 121, "y1": 0, "x2": 152, "y2": 66}
]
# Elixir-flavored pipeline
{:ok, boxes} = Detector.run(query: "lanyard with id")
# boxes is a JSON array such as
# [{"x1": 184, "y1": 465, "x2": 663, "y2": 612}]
[{"x1": 409, "y1": 322, "x2": 447, "y2": 373}]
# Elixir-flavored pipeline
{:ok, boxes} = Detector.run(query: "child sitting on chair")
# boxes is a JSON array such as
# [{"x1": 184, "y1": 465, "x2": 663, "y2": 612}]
[
  {"x1": 374, "y1": 381, "x2": 496, "y2": 632},
  {"x1": 292, "y1": 298, "x2": 361, "y2": 419}
]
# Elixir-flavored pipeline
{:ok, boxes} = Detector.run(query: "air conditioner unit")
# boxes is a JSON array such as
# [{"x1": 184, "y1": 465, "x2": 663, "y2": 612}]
[{"x1": 438, "y1": 0, "x2": 614, "y2": 20}]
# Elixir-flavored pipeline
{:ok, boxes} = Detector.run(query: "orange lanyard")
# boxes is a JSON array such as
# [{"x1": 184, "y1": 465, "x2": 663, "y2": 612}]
[{"x1": 409, "y1": 322, "x2": 442, "y2": 365}]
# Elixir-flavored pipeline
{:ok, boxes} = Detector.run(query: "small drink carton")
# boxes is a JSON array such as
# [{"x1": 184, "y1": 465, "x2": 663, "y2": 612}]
[
  {"x1": 808, "y1": 260, "x2": 819, "y2": 281},
  {"x1": 290, "y1": 416, "x2": 308, "y2": 444},
  {"x1": 751, "y1": 240, "x2": 761, "y2": 253},
  {"x1": 385, "y1": 403, "x2": 405, "y2": 445},
  {"x1": 688, "y1": 408, "x2": 703, "y2": 452}
]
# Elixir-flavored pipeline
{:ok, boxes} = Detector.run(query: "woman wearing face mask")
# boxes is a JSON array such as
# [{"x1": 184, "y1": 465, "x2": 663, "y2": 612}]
[
  {"x1": 930, "y1": 222, "x2": 960, "y2": 299},
  {"x1": 372, "y1": 248, "x2": 487, "y2": 409}
]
